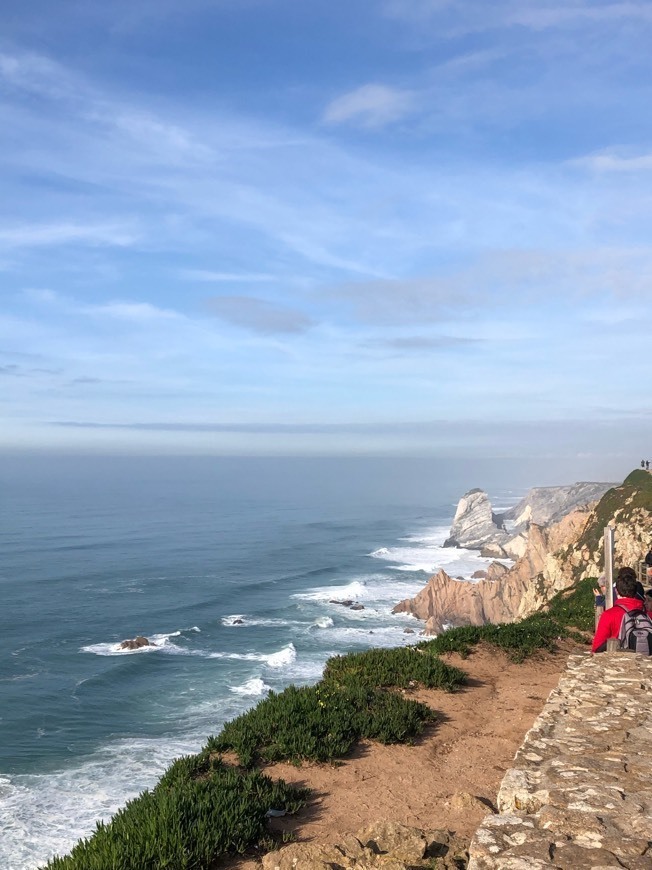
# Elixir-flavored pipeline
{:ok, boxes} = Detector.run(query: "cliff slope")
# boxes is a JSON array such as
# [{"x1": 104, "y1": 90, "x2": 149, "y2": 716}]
[{"x1": 395, "y1": 471, "x2": 652, "y2": 635}]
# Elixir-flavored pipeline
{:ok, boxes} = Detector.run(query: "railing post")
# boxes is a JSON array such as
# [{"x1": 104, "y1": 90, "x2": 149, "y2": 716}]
[
  {"x1": 604, "y1": 526, "x2": 615, "y2": 610},
  {"x1": 604, "y1": 527, "x2": 619, "y2": 651}
]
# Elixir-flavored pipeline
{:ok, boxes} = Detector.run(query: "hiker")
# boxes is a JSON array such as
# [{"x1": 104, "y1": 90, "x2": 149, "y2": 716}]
[{"x1": 592, "y1": 567, "x2": 652, "y2": 653}]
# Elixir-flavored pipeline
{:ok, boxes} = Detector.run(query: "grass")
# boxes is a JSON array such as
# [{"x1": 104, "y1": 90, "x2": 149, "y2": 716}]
[
  {"x1": 43, "y1": 640, "x2": 466, "y2": 866},
  {"x1": 322, "y1": 645, "x2": 466, "y2": 692},
  {"x1": 43, "y1": 757, "x2": 309, "y2": 870},
  {"x1": 419, "y1": 577, "x2": 596, "y2": 662},
  {"x1": 571, "y1": 469, "x2": 652, "y2": 566}
]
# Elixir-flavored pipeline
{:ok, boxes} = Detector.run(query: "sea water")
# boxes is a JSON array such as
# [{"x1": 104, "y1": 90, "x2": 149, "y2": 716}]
[{"x1": 0, "y1": 455, "x2": 529, "y2": 869}]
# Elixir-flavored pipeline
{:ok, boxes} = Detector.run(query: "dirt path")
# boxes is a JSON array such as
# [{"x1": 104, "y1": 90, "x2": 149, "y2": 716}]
[{"x1": 227, "y1": 640, "x2": 580, "y2": 867}]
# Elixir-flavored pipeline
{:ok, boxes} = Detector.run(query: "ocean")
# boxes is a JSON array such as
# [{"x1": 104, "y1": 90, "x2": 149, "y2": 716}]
[{"x1": 0, "y1": 455, "x2": 533, "y2": 869}]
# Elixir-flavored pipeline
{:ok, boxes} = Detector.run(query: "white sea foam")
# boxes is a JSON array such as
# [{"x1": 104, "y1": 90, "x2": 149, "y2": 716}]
[
  {"x1": 324, "y1": 624, "x2": 418, "y2": 648},
  {"x1": 294, "y1": 574, "x2": 426, "y2": 611},
  {"x1": 369, "y1": 525, "x2": 510, "y2": 577},
  {"x1": 264, "y1": 643, "x2": 297, "y2": 668},
  {"x1": 206, "y1": 642, "x2": 297, "y2": 670},
  {"x1": 0, "y1": 735, "x2": 200, "y2": 870},
  {"x1": 311, "y1": 616, "x2": 334, "y2": 629},
  {"x1": 221, "y1": 614, "x2": 246, "y2": 626},
  {"x1": 81, "y1": 631, "x2": 183, "y2": 656},
  {"x1": 229, "y1": 678, "x2": 271, "y2": 696}
]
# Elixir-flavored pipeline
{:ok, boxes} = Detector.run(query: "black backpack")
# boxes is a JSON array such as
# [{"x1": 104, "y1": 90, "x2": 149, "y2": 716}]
[{"x1": 616, "y1": 604, "x2": 652, "y2": 655}]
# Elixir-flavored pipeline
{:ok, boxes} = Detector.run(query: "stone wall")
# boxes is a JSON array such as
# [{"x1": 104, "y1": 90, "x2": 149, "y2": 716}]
[{"x1": 469, "y1": 653, "x2": 652, "y2": 869}]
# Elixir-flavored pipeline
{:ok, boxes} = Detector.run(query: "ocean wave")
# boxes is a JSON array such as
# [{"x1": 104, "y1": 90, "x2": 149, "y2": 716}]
[
  {"x1": 221, "y1": 614, "x2": 302, "y2": 628},
  {"x1": 228, "y1": 677, "x2": 271, "y2": 696},
  {"x1": 323, "y1": 624, "x2": 418, "y2": 648},
  {"x1": 369, "y1": 538, "x2": 503, "y2": 577},
  {"x1": 311, "y1": 616, "x2": 334, "y2": 629},
  {"x1": 206, "y1": 642, "x2": 297, "y2": 670},
  {"x1": 0, "y1": 734, "x2": 200, "y2": 870},
  {"x1": 264, "y1": 643, "x2": 297, "y2": 668},
  {"x1": 292, "y1": 578, "x2": 369, "y2": 602}
]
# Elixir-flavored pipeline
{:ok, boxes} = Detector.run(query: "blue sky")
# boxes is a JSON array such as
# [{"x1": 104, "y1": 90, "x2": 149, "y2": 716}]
[{"x1": 2, "y1": 0, "x2": 652, "y2": 462}]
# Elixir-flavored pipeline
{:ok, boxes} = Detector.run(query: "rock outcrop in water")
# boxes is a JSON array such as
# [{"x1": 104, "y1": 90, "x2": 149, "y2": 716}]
[
  {"x1": 119, "y1": 635, "x2": 154, "y2": 650},
  {"x1": 443, "y1": 489, "x2": 507, "y2": 550},
  {"x1": 442, "y1": 481, "x2": 613, "y2": 561}
]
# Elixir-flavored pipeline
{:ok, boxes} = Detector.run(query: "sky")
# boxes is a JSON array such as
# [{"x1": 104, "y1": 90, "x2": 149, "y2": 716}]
[{"x1": 1, "y1": 0, "x2": 652, "y2": 464}]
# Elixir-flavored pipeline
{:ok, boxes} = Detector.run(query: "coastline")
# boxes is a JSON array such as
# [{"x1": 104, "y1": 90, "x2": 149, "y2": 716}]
[
  {"x1": 228, "y1": 641, "x2": 580, "y2": 869},
  {"x1": 3, "y1": 493, "x2": 516, "y2": 870}
]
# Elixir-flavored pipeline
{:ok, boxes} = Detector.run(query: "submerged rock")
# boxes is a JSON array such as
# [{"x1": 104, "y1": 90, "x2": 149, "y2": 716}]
[{"x1": 119, "y1": 635, "x2": 153, "y2": 650}]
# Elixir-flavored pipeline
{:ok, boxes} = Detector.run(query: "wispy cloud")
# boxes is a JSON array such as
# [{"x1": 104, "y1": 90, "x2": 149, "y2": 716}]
[
  {"x1": 334, "y1": 248, "x2": 652, "y2": 325},
  {"x1": 181, "y1": 269, "x2": 276, "y2": 283},
  {"x1": 511, "y1": 3, "x2": 652, "y2": 30},
  {"x1": 204, "y1": 296, "x2": 314, "y2": 334},
  {"x1": 0, "y1": 222, "x2": 138, "y2": 249},
  {"x1": 383, "y1": 0, "x2": 652, "y2": 31},
  {"x1": 376, "y1": 335, "x2": 483, "y2": 351},
  {"x1": 323, "y1": 84, "x2": 417, "y2": 128},
  {"x1": 87, "y1": 302, "x2": 181, "y2": 322},
  {"x1": 574, "y1": 150, "x2": 652, "y2": 172}
]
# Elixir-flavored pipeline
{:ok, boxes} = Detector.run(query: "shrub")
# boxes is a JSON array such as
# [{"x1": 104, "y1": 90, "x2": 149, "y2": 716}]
[
  {"x1": 42, "y1": 761, "x2": 308, "y2": 870},
  {"x1": 207, "y1": 682, "x2": 437, "y2": 767},
  {"x1": 322, "y1": 645, "x2": 466, "y2": 692}
]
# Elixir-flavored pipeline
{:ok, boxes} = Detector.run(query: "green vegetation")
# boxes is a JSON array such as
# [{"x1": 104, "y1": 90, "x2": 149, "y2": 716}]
[
  {"x1": 43, "y1": 758, "x2": 308, "y2": 870},
  {"x1": 211, "y1": 681, "x2": 437, "y2": 767},
  {"x1": 44, "y1": 643, "x2": 465, "y2": 867},
  {"x1": 50, "y1": 468, "x2": 641, "y2": 869},
  {"x1": 208, "y1": 646, "x2": 467, "y2": 767},
  {"x1": 419, "y1": 577, "x2": 596, "y2": 662},
  {"x1": 322, "y1": 645, "x2": 466, "y2": 692},
  {"x1": 573, "y1": 469, "x2": 652, "y2": 562}
]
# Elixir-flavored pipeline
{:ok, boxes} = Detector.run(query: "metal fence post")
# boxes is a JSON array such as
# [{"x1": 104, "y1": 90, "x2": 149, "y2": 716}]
[{"x1": 604, "y1": 526, "x2": 618, "y2": 651}]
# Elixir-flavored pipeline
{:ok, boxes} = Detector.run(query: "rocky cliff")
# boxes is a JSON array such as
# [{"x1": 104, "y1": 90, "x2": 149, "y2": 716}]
[
  {"x1": 443, "y1": 489, "x2": 507, "y2": 550},
  {"x1": 394, "y1": 471, "x2": 652, "y2": 635},
  {"x1": 443, "y1": 480, "x2": 613, "y2": 560},
  {"x1": 500, "y1": 481, "x2": 615, "y2": 530}
]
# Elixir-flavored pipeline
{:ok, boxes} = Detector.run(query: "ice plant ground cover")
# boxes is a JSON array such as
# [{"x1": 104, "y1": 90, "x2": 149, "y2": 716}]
[{"x1": 42, "y1": 583, "x2": 594, "y2": 868}]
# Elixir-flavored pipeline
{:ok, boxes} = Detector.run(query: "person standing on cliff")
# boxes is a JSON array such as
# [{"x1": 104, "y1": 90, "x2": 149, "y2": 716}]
[{"x1": 592, "y1": 567, "x2": 648, "y2": 653}]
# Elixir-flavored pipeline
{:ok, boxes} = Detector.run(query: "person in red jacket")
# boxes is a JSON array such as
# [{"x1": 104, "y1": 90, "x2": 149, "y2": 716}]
[{"x1": 592, "y1": 568, "x2": 645, "y2": 653}]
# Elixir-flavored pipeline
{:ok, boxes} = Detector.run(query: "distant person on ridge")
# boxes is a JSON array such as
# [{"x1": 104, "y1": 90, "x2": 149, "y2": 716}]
[{"x1": 592, "y1": 567, "x2": 650, "y2": 653}]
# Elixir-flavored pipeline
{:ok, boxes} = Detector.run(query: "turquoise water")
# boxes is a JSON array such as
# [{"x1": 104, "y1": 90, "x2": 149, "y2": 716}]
[{"x1": 0, "y1": 455, "x2": 527, "y2": 869}]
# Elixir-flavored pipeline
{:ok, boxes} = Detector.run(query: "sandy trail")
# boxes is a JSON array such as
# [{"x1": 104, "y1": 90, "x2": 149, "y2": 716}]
[{"x1": 225, "y1": 640, "x2": 580, "y2": 867}]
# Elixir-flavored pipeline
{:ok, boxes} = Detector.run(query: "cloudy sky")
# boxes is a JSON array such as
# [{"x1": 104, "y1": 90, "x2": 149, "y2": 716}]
[{"x1": 1, "y1": 0, "x2": 651, "y2": 460}]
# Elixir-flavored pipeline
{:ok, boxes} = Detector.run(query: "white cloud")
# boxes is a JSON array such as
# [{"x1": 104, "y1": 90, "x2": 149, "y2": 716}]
[
  {"x1": 322, "y1": 84, "x2": 417, "y2": 128},
  {"x1": 181, "y1": 270, "x2": 276, "y2": 282},
  {"x1": 574, "y1": 150, "x2": 652, "y2": 172},
  {"x1": 0, "y1": 222, "x2": 138, "y2": 249},
  {"x1": 383, "y1": 0, "x2": 652, "y2": 33},
  {"x1": 86, "y1": 302, "x2": 182, "y2": 322},
  {"x1": 511, "y1": 2, "x2": 652, "y2": 30}
]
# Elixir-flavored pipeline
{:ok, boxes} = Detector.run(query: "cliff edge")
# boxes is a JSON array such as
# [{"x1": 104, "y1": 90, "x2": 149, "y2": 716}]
[{"x1": 394, "y1": 471, "x2": 652, "y2": 635}]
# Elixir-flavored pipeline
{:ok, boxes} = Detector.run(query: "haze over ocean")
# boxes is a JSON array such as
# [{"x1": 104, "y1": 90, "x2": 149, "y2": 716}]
[{"x1": 0, "y1": 453, "x2": 592, "y2": 869}]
